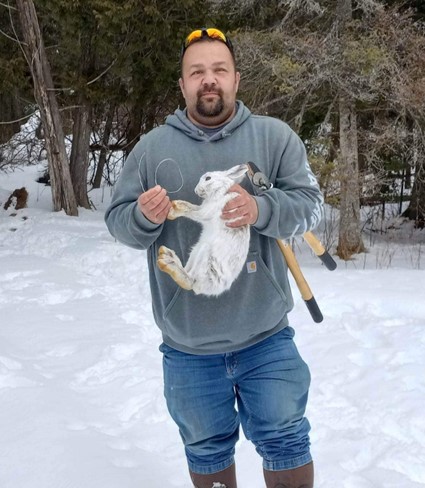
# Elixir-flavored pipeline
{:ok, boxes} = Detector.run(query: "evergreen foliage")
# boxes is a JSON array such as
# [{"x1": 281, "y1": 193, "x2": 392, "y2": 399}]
[{"x1": 2, "y1": 0, "x2": 425, "y2": 238}]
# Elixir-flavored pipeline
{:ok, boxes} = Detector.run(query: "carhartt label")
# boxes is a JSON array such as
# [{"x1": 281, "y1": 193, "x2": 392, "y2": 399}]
[{"x1": 246, "y1": 261, "x2": 257, "y2": 273}]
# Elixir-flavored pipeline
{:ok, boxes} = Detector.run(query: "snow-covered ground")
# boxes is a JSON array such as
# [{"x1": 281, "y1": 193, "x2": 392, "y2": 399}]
[{"x1": 1, "y1": 163, "x2": 424, "y2": 488}]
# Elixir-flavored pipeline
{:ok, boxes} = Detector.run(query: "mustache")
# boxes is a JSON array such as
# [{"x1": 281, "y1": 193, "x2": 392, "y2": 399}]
[{"x1": 197, "y1": 87, "x2": 223, "y2": 97}]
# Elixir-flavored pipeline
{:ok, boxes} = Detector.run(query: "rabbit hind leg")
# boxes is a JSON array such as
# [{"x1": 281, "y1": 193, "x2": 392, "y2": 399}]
[{"x1": 157, "y1": 246, "x2": 193, "y2": 290}]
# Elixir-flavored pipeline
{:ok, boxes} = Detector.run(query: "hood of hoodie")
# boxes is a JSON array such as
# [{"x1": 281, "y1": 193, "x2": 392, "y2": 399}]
[{"x1": 165, "y1": 100, "x2": 252, "y2": 142}]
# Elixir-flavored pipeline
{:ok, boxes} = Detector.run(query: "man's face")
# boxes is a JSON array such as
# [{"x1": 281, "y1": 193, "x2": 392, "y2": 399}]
[{"x1": 179, "y1": 41, "x2": 240, "y2": 127}]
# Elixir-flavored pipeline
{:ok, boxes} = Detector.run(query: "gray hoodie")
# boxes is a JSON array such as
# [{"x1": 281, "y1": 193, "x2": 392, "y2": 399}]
[{"x1": 105, "y1": 101, "x2": 323, "y2": 354}]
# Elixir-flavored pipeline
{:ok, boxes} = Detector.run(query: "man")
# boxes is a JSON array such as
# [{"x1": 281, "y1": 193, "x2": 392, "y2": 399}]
[{"x1": 105, "y1": 27, "x2": 323, "y2": 488}]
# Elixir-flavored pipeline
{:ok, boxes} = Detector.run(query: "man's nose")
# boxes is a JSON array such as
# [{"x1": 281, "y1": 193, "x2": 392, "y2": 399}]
[{"x1": 202, "y1": 70, "x2": 216, "y2": 85}]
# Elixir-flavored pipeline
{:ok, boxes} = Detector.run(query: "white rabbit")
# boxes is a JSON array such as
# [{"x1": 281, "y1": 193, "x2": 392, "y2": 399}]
[{"x1": 157, "y1": 164, "x2": 250, "y2": 296}]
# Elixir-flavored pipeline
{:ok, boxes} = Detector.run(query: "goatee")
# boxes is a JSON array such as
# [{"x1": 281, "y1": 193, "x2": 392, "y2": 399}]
[{"x1": 196, "y1": 91, "x2": 224, "y2": 118}]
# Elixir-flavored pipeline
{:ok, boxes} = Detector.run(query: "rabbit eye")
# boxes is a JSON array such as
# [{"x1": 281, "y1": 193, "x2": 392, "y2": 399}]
[{"x1": 205, "y1": 176, "x2": 211, "y2": 181}]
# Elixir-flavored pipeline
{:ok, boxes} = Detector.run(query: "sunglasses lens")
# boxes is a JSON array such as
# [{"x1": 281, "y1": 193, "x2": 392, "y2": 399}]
[
  {"x1": 184, "y1": 28, "x2": 227, "y2": 49},
  {"x1": 205, "y1": 28, "x2": 226, "y2": 42},
  {"x1": 185, "y1": 30, "x2": 202, "y2": 46},
  {"x1": 181, "y1": 28, "x2": 234, "y2": 63}
]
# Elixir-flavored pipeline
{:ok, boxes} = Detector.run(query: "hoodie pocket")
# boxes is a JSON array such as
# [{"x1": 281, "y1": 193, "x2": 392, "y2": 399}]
[
  {"x1": 161, "y1": 251, "x2": 290, "y2": 351},
  {"x1": 164, "y1": 286, "x2": 183, "y2": 318}
]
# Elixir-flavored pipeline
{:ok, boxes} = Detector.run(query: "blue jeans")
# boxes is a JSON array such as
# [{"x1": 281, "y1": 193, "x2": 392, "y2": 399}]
[{"x1": 160, "y1": 327, "x2": 312, "y2": 475}]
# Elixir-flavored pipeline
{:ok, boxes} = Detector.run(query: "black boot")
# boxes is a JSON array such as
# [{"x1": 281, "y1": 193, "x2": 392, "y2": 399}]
[
  {"x1": 263, "y1": 461, "x2": 314, "y2": 488},
  {"x1": 190, "y1": 464, "x2": 237, "y2": 488}
]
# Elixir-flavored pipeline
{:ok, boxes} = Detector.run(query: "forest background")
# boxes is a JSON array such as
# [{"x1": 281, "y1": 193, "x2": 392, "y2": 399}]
[{"x1": 1, "y1": 0, "x2": 425, "y2": 259}]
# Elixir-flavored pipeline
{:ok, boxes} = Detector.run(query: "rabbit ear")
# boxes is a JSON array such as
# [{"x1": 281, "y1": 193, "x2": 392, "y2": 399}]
[{"x1": 226, "y1": 164, "x2": 249, "y2": 181}]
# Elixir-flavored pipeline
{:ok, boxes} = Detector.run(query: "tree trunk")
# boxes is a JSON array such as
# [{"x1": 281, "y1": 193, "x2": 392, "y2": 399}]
[
  {"x1": 15, "y1": 0, "x2": 78, "y2": 216},
  {"x1": 0, "y1": 92, "x2": 23, "y2": 144},
  {"x1": 337, "y1": 96, "x2": 365, "y2": 259},
  {"x1": 335, "y1": 0, "x2": 364, "y2": 259},
  {"x1": 92, "y1": 103, "x2": 115, "y2": 189},
  {"x1": 70, "y1": 97, "x2": 92, "y2": 208},
  {"x1": 125, "y1": 99, "x2": 144, "y2": 157},
  {"x1": 402, "y1": 127, "x2": 425, "y2": 228},
  {"x1": 125, "y1": 101, "x2": 157, "y2": 157},
  {"x1": 69, "y1": 14, "x2": 96, "y2": 209},
  {"x1": 402, "y1": 161, "x2": 425, "y2": 228}
]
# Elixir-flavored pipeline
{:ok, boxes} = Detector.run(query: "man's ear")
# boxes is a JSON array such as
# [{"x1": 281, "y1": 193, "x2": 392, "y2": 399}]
[
  {"x1": 234, "y1": 71, "x2": 241, "y2": 93},
  {"x1": 179, "y1": 78, "x2": 185, "y2": 99}
]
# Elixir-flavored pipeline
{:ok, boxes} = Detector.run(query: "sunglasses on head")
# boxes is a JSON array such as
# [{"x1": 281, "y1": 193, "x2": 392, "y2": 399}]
[{"x1": 181, "y1": 27, "x2": 234, "y2": 60}]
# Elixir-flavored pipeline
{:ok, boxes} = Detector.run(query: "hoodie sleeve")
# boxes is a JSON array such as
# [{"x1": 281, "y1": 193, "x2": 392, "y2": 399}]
[
  {"x1": 104, "y1": 144, "x2": 163, "y2": 250},
  {"x1": 253, "y1": 126, "x2": 324, "y2": 240}
]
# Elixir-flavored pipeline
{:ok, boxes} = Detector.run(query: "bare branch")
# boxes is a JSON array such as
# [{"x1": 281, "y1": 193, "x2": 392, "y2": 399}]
[
  {"x1": 8, "y1": 0, "x2": 29, "y2": 65},
  {"x1": 0, "y1": 26, "x2": 21, "y2": 43},
  {"x1": 86, "y1": 58, "x2": 117, "y2": 86},
  {"x1": 280, "y1": 0, "x2": 324, "y2": 25},
  {"x1": 0, "y1": 112, "x2": 36, "y2": 125},
  {"x1": 0, "y1": 1, "x2": 17, "y2": 9}
]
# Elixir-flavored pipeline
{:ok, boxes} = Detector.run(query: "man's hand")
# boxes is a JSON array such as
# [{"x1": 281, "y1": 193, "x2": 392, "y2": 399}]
[
  {"x1": 221, "y1": 184, "x2": 258, "y2": 227},
  {"x1": 138, "y1": 185, "x2": 172, "y2": 225}
]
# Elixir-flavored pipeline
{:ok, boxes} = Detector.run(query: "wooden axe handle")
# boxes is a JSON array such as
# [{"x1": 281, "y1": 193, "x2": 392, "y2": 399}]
[
  {"x1": 277, "y1": 239, "x2": 323, "y2": 323},
  {"x1": 303, "y1": 231, "x2": 337, "y2": 271}
]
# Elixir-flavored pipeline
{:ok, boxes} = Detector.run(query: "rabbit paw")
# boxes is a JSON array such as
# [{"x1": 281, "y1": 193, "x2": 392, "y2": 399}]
[
  {"x1": 157, "y1": 245, "x2": 179, "y2": 266},
  {"x1": 157, "y1": 246, "x2": 193, "y2": 291},
  {"x1": 167, "y1": 200, "x2": 196, "y2": 220},
  {"x1": 167, "y1": 201, "x2": 183, "y2": 220}
]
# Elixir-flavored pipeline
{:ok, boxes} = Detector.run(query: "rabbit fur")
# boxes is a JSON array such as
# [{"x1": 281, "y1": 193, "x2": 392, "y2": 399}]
[{"x1": 157, "y1": 164, "x2": 251, "y2": 296}]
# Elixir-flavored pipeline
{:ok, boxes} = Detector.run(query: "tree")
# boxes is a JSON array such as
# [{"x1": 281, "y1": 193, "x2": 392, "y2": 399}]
[
  {"x1": 5, "y1": 0, "x2": 424, "y2": 229},
  {"x1": 15, "y1": 0, "x2": 78, "y2": 216},
  {"x1": 220, "y1": 0, "x2": 424, "y2": 254},
  {"x1": 0, "y1": 2, "x2": 32, "y2": 146},
  {"x1": 68, "y1": 7, "x2": 96, "y2": 209},
  {"x1": 335, "y1": 0, "x2": 365, "y2": 259},
  {"x1": 403, "y1": 125, "x2": 425, "y2": 228},
  {"x1": 91, "y1": 102, "x2": 115, "y2": 189},
  {"x1": 34, "y1": 0, "x2": 209, "y2": 187}
]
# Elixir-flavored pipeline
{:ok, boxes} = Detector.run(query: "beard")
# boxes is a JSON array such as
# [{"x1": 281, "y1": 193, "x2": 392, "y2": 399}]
[{"x1": 196, "y1": 89, "x2": 225, "y2": 118}]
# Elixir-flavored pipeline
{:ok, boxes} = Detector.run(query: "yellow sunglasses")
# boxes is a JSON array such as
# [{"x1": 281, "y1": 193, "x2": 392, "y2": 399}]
[{"x1": 181, "y1": 27, "x2": 234, "y2": 59}]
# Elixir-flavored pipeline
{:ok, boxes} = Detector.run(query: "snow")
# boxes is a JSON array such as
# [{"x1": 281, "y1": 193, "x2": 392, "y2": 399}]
[{"x1": 1, "y1": 162, "x2": 425, "y2": 487}]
